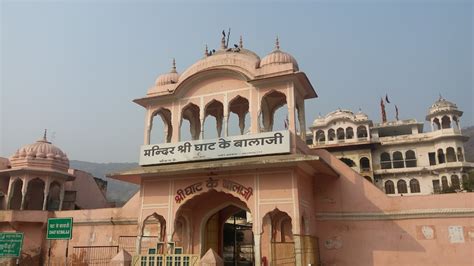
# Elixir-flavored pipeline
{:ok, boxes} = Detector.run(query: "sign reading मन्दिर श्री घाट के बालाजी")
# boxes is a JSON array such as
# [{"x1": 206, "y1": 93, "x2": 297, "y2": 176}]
[{"x1": 139, "y1": 130, "x2": 290, "y2": 166}]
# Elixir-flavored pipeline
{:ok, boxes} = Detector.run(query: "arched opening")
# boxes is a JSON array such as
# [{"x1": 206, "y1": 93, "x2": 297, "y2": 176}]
[
  {"x1": 346, "y1": 127, "x2": 354, "y2": 139},
  {"x1": 446, "y1": 147, "x2": 456, "y2": 162},
  {"x1": 451, "y1": 175, "x2": 460, "y2": 190},
  {"x1": 457, "y1": 148, "x2": 464, "y2": 162},
  {"x1": 315, "y1": 130, "x2": 325, "y2": 143},
  {"x1": 364, "y1": 176, "x2": 373, "y2": 183},
  {"x1": 228, "y1": 96, "x2": 250, "y2": 136},
  {"x1": 204, "y1": 100, "x2": 224, "y2": 139},
  {"x1": 392, "y1": 151, "x2": 404, "y2": 168},
  {"x1": 397, "y1": 180, "x2": 408, "y2": 194},
  {"x1": 357, "y1": 126, "x2": 368, "y2": 139},
  {"x1": 151, "y1": 108, "x2": 172, "y2": 144},
  {"x1": 433, "y1": 118, "x2": 441, "y2": 130},
  {"x1": 173, "y1": 215, "x2": 190, "y2": 254},
  {"x1": 336, "y1": 128, "x2": 345, "y2": 140},
  {"x1": 9, "y1": 179, "x2": 23, "y2": 210},
  {"x1": 380, "y1": 152, "x2": 392, "y2": 169},
  {"x1": 453, "y1": 116, "x2": 460, "y2": 129},
  {"x1": 441, "y1": 116, "x2": 451, "y2": 129},
  {"x1": 409, "y1": 179, "x2": 420, "y2": 193},
  {"x1": 24, "y1": 178, "x2": 45, "y2": 210},
  {"x1": 261, "y1": 209, "x2": 295, "y2": 265},
  {"x1": 260, "y1": 91, "x2": 287, "y2": 132},
  {"x1": 140, "y1": 213, "x2": 166, "y2": 254},
  {"x1": 360, "y1": 157, "x2": 370, "y2": 171},
  {"x1": 47, "y1": 181, "x2": 61, "y2": 211},
  {"x1": 384, "y1": 180, "x2": 395, "y2": 194},
  {"x1": 441, "y1": 176, "x2": 449, "y2": 190},
  {"x1": 339, "y1": 157, "x2": 356, "y2": 167},
  {"x1": 181, "y1": 103, "x2": 201, "y2": 141},
  {"x1": 437, "y1": 149, "x2": 445, "y2": 164},
  {"x1": 327, "y1": 129, "x2": 335, "y2": 141},
  {"x1": 405, "y1": 150, "x2": 417, "y2": 168}
]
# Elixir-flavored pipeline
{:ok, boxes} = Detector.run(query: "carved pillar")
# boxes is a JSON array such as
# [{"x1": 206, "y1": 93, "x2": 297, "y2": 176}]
[
  {"x1": 144, "y1": 111, "x2": 152, "y2": 145},
  {"x1": 223, "y1": 115, "x2": 229, "y2": 137},
  {"x1": 6, "y1": 178, "x2": 15, "y2": 210},
  {"x1": 42, "y1": 177, "x2": 51, "y2": 211},
  {"x1": 200, "y1": 110, "x2": 205, "y2": 140},
  {"x1": 216, "y1": 115, "x2": 223, "y2": 138},
  {"x1": 298, "y1": 102, "x2": 306, "y2": 141},
  {"x1": 20, "y1": 177, "x2": 28, "y2": 210},
  {"x1": 58, "y1": 183, "x2": 65, "y2": 211}
]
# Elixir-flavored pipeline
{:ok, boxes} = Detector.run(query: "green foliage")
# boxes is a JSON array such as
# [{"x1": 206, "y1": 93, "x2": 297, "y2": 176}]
[{"x1": 462, "y1": 171, "x2": 474, "y2": 192}]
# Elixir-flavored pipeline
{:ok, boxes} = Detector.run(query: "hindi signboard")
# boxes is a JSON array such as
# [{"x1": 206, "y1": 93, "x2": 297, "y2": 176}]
[
  {"x1": 47, "y1": 217, "x2": 73, "y2": 240},
  {"x1": 0, "y1": 232, "x2": 24, "y2": 257},
  {"x1": 139, "y1": 130, "x2": 291, "y2": 166}
]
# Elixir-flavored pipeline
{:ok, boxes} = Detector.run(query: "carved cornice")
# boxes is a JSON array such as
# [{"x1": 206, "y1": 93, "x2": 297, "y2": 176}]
[{"x1": 315, "y1": 208, "x2": 474, "y2": 221}]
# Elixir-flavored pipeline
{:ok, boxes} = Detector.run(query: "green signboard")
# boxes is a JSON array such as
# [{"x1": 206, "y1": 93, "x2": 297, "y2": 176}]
[
  {"x1": 0, "y1": 232, "x2": 24, "y2": 257},
  {"x1": 47, "y1": 217, "x2": 73, "y2": 240}
]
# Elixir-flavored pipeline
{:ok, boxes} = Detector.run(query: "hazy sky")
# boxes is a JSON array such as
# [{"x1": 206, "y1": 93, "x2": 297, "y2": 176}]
[{"x1": 1, "y1": 0, "x2": 472, "y2": 163}]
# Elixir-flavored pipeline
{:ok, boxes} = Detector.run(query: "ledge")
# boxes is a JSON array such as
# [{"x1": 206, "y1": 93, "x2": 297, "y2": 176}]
[{"x1": 315, "y1": 208, "x2": 474, "y2": 221}]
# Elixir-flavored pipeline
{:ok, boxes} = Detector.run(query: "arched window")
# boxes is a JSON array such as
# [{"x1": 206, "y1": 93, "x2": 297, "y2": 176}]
[
  {"x1": 437, "y1": 149, "x2": 445, "y2": 164},
  {"x1": 150, "y1": 108, "x2": 172, "y2": 144},
  {"x1": 260, "y1": 91, "x2": 287, "y2": 132},
  {"x1": 47, "y1": 182, "x2": 61, "y2": 211},
  {"x1": 380, "y1": 152, "x2": 392, "y2": 169},
  {"x1": 441, "y1": 176, "x2": 448, "y2": 190},
  {"x1": 433, "y1": 118, "x2": 441, "y2": 130},
  {"x1": 405, "y1": 150, "x2": 417, "y2": 168},
  {"x1": 397, "y1": 180, "x2": 408, "y2": 194},
  {"x1": 453, "y1": 116, "x2": 460, "y2": 129},
  {"x1": 364, "y1": 176, "x2": 373, "y2": 183},
  {"x1": 392, "y1": 151, "x2": 404, "y2": 168},
  {"x1": 328, "y1": 129, "x2": 336, "y2": 141},
  {"x1": 25, "y1": 178, "x2": 45, "y2": 210},
  {"x1": 316, "y1": 130, "x2": 325, "y2": 143},
  {"x1": 446, "y1": 147, "x2": 456, "y2": 162},
  {"x1": 409, "y1": 179, "x2": 420, "y2": 193},
  {"x1": 360, "y1": 157, "x2": 370, "y2": 171},
  {"x1": 457, "y1": 148, "x2": 464, "y2": 162},
  {"x1": 357, "y1": 126, "x2": 368, "y2": 138},
  {"x1": 203, "y1": 100, "x2": 224, "y2": 139},
  {"x1": 337, "y1": 128, "x2": 345, "y2": 140},
  {"x1": 441, "y1": 115, "x2": 451, "y2": 129},
  {"x1": 385, "y1": 180, "x2": 395, "y2": 194},
  {"x1": 340, "y1": 157, "x2": 356, "y2": 167},
  {"x1": 8, "y1": 179, "x2": 23, "y2": 210},
  {"x1": 451, "y1": 175, "x2": 460, "y2": 190},
  {"x1": 346, "y1": 127, "x2": 354, "y2": 139},
  {"x1": 228, "y1": 96, "x2": 250, "y2": 136},
  {"x1": 181, "y1": 103, "x2": 201, "y2": 141}
]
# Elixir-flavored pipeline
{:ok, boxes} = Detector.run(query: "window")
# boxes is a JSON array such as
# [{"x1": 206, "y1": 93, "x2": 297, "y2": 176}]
[
  {"x1": 328, "y1": 129, "x2": 335, "y2": 141},
  {"x1": 405, "y1": 150, "x2": 417, "y2": 168},
  {"x1": 441, "y1": 115, "x2": 451, "y2": 129},
  {"x1": 433, "y1": 118, "x2": 441, "y2": 130},
  {"x1": 337, "y1": 128, "x2": 345, "y2": 140},
  {"x1": 380, "y1": 152, "x2": 392, "y2": 169},
  {"x1": 397, "y1": 180, "x2": 408, "y2": 194},
  {"x1": 316, "y1": 130, "x2": 325, "y2": 143},
  {"x1": 385, "y1": 180, "x2": 395, "y2": 194},
  {"x1": 360, "y1": 157, "x2": 370, "y2": 171},
  {"x1": 346, "y1": 127, "x2": 354, "y2": 139},
  {"x1": 432, "y1": 180, "x2": 441, "y2": 193},
  {"x1": 340, "y1": 157, "x2": 356, "y2": 167},
  {"x1": 409, "y1": 179, "x2": 420, "y2": 193},
  {"x1": 446, "y1": 147, "x2": 456, "y2": 162},
  {"x1": 437, "y1": 149, "x2": 445, "y2": 164},
  {"x1": 393, "y1": 151, "x2": 404, "y2": 168},
  {"x1": 457, "y1": 148, "x2": 464, "y2": 162},
  {"x1": 357, "y1": 126, "x2": 368, "y2": 138},
  {"x1": 451, "y1": 175, "x2": 460, "y2": 190},
  {"x1": 428, "y1": 152, "x2": 436, "y2": 166},
  {"x1": 441, "y1": 176, "x2": 448, "y2": 190}
]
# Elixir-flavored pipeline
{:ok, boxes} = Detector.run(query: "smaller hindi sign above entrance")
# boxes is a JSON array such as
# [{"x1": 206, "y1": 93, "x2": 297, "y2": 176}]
[
  {"x1": 0, "y1": 232, "x2": 24, "y2": 257},
  {"x1": 47, "y1": 217, "x2": 73, "y2": 240},
  {"x1": 140, "y1": 130, "x2": 290, "y2": 166}
]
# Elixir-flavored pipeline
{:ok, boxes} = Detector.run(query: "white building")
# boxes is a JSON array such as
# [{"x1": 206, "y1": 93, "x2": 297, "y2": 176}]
[{"x1": 308, "y1": 97, "x2": 474, "y2": 196}]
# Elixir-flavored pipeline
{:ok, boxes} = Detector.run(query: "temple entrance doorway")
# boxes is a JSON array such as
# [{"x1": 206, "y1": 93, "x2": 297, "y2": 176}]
[{"x1": 203, "y1": 206, "x2": 254, "y2": 266}]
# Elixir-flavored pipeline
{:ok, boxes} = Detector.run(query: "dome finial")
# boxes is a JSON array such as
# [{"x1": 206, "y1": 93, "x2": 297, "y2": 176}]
[
  {"x1": 439, "y1": 93, "x2": 444, "y2": 101},
  {"x1": 275, "y1": 36, "x2": 280, "y2": 50},
  {"x1": 43, "y1": 129, "x2": 47, "y2": 141},
  {"x1": 205, "y1": 44, "x2": 209, "y2": 57},
  {"x1": 221, "y1": 30, "x2": 226, "y2": 50},
  {"x1": 239, "y1": 35, "x2": 243, "y2": 48},
  {"x1": 171, "y1": 58, "x2": 177, "y2": 73}
]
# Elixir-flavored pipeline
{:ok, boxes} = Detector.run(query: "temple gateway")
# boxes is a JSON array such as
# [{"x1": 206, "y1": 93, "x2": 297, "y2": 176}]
[{"x1": 1, "y1": 37, "x2": 473, "y2": 266}]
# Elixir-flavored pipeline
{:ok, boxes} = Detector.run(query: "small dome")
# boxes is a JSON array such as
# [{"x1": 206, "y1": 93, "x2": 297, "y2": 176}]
[
  {"x1": 428, "y1": 96, "x2": 460, "y2": 116},
  {"x1": 260, "y1": 38, "x2": 299, "y2": 70},
  {"x1": 155, "y1": 59, "x2": 179, "y2": 86},
  {"x1": 11, "y1": 136, "x2": 68, "y2": 163}
]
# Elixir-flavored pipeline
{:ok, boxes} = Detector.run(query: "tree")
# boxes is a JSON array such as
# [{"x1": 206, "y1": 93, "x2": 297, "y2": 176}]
[{"x1": 462, "y1": 171, "x2": 474, "y2": 192}]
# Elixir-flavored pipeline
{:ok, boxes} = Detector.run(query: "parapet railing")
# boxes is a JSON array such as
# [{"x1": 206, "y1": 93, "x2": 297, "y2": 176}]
[{"x1": 132, "y1": 254, "x2": 200, "y2": 266}]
